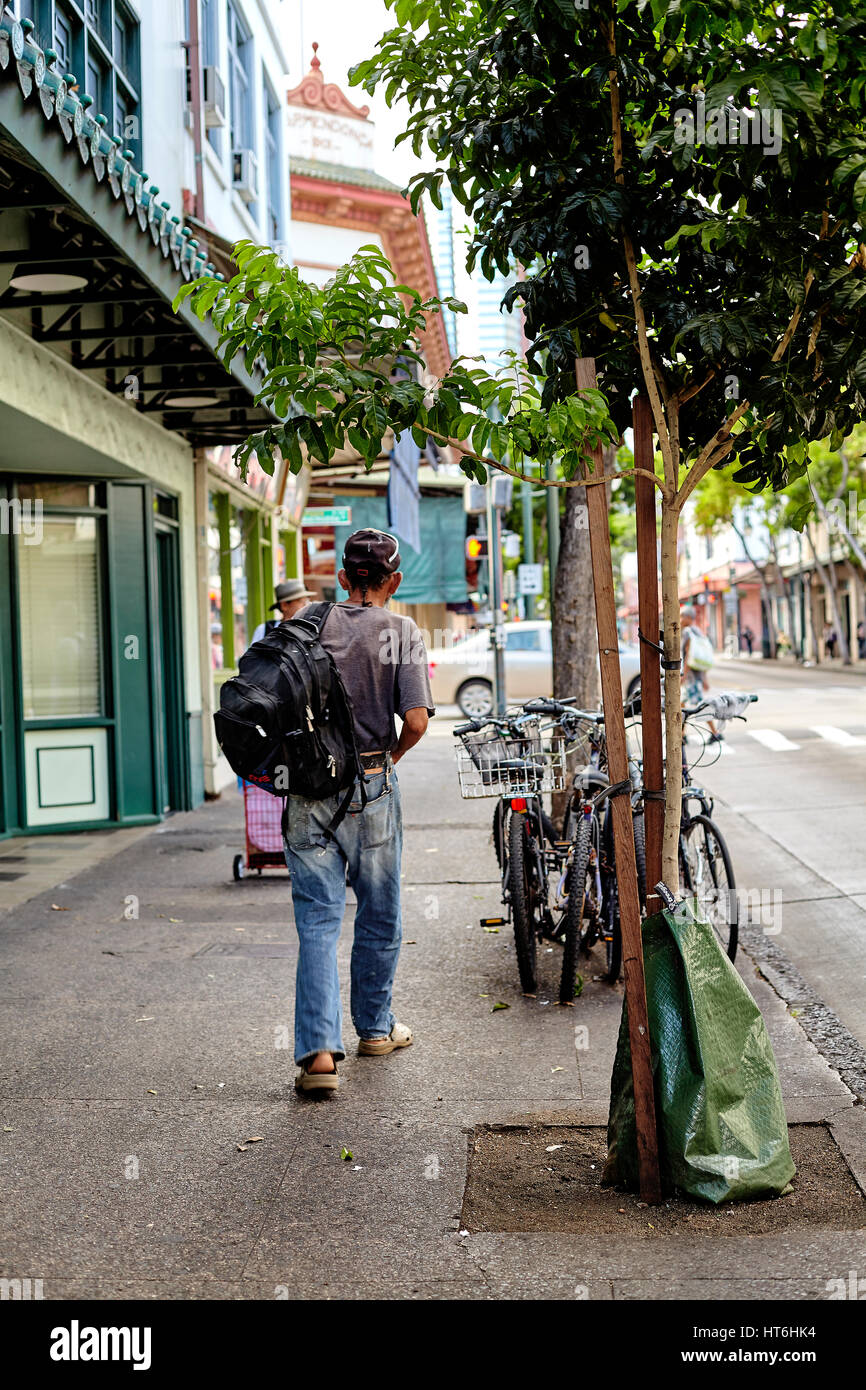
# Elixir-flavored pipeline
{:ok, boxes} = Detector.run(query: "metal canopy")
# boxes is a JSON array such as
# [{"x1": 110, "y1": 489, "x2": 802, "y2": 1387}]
[{"x1": 0, "y1": 76, "x2": 274, "y2": 448}]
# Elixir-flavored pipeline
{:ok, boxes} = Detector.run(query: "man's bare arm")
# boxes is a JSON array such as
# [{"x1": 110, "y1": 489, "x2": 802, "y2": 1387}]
[{"x1": 392, "y1": 707, "x2": 429, "y2": 764}]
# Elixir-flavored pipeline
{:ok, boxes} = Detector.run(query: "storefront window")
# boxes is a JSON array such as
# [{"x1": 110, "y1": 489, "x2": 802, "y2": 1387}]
[
  {"x1": 231, "y1": 506, "x2": 249, "y2": 657},
  {"x1": 207, "y1": 492, "x2": 224, "y2": 671},
  {"x1": 18, "y1": 517, "x2": 103, "y2": 719},
  {"x1": 17, "y1": 481, "x2": 96, "y2": 508}
]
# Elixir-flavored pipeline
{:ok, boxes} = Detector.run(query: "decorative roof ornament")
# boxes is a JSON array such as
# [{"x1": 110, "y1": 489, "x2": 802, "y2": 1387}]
[{"x1": 286, "y1": 42, "x2": 370, "y2": 121}]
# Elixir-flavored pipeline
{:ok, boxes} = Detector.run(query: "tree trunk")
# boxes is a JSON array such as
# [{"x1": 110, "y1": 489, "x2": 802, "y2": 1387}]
[
  {"x1": 768, "y1": 531, "x2": 799, "y2": 658},
  {"x1": 551, "y1": 482, "x2": 599, "y2": 821},
  {"x1": 552, "y1": 488, "x2": 599, "y2": 706},
  {"x1": 806, "y1": 525, "x2": 850, "y2": 663},
  {"x1": 659, "y1": 500, "x2": 683, "y2": 888},
  {"x1": 732, "y1": 521, "x2": 777, "y2": 658}
]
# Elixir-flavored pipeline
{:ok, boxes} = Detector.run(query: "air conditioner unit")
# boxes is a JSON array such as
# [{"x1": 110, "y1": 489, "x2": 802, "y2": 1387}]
[
  {"x1": 232, "y1": 148, "x2": 258, "y2": 203},
  {"x1": 202, "y1": 66, "x2": 226, "y2": 128}
]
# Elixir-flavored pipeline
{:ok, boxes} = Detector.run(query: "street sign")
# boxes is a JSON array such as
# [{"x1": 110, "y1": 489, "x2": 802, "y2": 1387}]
[
  {"x1": 463, "y1": 481, "x2": 487, "y2": 514},
  {"x1": 518, "y1": 563, "x2": 544, "y2": 595},
  {"x1": 491, "y1": 475, "x2": 513, "y2": 510},
  {"x1": 503, "y1": 531, "x2": 521, "y2": 559},
  {"x1": 302, "y1": 506, "x2": 352, "y2": 525}
]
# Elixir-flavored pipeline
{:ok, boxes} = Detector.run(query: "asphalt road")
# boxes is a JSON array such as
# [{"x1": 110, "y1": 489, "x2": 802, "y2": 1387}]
[{"x1": 662, "y1": 656, "x2": 866, "y2": 1052}]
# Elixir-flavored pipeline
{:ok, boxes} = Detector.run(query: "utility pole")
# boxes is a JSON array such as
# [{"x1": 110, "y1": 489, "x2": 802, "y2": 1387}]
[
  {"x1": 487, "y1": 479, "x2": 507, "y2": 714},
  {"x1": 521, "y1": 478, "x2": 535, "y2": 619},
  {"x1": 546, "y1": 460, "x2": 560, "y2": 616}
]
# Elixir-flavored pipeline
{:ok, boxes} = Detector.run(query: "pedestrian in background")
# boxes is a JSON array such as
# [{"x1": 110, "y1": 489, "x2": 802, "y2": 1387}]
[
  {"x1": 682, "y1": 604, "x2": 721, "y2": 742},
  {"x1": 250, "y1": 579, "x2": 316, "y2": 645}
]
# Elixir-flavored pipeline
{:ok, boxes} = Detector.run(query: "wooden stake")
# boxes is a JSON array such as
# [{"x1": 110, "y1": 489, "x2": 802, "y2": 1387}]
[
  {"x1": 576, "y1": 358, "x2": 661, "y2": 1205},
  {"x1": 633, "y1": 396, "x2": 664, "y2": 907}
]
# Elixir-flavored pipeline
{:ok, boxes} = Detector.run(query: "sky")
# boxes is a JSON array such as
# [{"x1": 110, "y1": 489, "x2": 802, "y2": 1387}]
[{"x1": 282, "y1": 0, "x2": 422, "y2": 187}]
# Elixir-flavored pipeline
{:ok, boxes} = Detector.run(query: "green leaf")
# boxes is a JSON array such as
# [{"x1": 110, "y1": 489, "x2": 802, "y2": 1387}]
[{"x1": 786, "y1": 500, "x2": 814, "y2": 532}]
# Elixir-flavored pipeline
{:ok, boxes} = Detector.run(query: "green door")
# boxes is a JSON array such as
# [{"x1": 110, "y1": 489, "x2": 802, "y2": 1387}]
[
  {"x1": 0, "y1": 482, "x2": 18, "y2": 835},
  {"x1": 154, "y1": 523, "x2": 189, "y2": 813}
]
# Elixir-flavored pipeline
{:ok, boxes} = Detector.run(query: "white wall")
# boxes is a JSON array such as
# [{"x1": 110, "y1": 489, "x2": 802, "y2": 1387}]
[
  {"x1": 290, "y1": 221, "x2": 385, "y2": 283},
  {"x1": 139, "y1": 0, "x2": 291, "y2": 254}
]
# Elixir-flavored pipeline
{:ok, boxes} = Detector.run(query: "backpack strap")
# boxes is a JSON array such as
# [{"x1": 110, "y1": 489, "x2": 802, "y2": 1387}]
[{"x1": 296, "y1": 600, "x2": 334, "y2": 634}]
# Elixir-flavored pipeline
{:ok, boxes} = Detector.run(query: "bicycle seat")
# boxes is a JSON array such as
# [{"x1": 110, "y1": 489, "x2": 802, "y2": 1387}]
[{"x1": 575, "y1": 767, "x2": 609, "y2": 792}]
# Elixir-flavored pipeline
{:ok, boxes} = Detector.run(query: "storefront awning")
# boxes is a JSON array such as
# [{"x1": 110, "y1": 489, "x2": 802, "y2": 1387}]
[{"x1": 0, "y1": 13, "x2": 274, "y2": 448}]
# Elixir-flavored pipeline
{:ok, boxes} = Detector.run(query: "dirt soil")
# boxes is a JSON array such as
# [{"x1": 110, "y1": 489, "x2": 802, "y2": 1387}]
[{"x1": 461, "y1": 1123, "x2": 866, "y2": 1236}]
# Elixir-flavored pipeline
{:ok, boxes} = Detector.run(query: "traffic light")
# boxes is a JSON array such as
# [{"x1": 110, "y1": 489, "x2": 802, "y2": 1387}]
[{"x1": 466, "y1": 535, "x2": 488, "y2": 561}]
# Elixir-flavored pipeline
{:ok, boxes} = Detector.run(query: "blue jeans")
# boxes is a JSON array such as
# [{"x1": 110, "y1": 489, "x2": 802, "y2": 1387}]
[{"x1": 283, "y1": 770, "x2": 403, "y2": 1065}]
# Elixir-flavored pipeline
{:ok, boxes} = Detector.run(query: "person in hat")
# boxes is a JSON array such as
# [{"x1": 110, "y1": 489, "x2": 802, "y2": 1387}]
[
  {"x1": 285, "y1": 529, "x2": 435, "y2": 1093},
  {"x1": 250, "y1": 579, "x2": 316, "y2": 645}
]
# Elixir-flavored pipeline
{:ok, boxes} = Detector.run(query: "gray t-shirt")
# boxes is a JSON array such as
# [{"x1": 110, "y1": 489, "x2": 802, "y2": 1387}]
[{"x1": 306, "y1": 603, "x2": 435, "y2": 753}]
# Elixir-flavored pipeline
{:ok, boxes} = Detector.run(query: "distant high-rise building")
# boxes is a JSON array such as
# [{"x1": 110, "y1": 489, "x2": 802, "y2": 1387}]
[{"x1": 427, "y1": 186, "x2": 523, "y2": 371}]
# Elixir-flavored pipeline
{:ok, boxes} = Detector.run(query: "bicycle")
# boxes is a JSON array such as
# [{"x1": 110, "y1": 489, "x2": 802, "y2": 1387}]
[
  {"x1": 454, "y1": 700, "x2": 577, "y2": 995},
  {"x1": 675, "y1": 691, "x2": 758, "y2": 961},
  {"x1": 558, "y1": 706, "x2": 645, "y2": 1001}
]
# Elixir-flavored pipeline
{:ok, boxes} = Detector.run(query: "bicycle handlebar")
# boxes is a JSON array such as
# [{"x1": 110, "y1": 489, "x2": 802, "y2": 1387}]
[{"x1": 683, "y1": 691, "x2": 758, "y2": 722}]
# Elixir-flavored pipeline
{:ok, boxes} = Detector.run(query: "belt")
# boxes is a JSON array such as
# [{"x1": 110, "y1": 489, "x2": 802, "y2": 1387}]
[{"x1": 360, "y1": 750, "x2": 390, "y2": 771}]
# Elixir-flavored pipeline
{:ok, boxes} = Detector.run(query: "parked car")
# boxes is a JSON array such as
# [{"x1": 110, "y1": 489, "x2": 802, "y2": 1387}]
[{"x1": 428, "y1": 620, "x2": 642, "y2": 717}]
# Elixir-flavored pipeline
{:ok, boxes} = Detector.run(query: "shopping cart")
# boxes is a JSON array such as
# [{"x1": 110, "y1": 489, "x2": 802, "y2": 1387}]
[{"x1": 232, "y1": 781, "x2": 289, "y2": 880}]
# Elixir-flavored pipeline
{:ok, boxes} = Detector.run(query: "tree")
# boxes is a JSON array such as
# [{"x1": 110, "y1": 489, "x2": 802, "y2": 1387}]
[
  {"x1": 782, "y1": 426, "x2": 866, "y2": 661},
  {"x1": 351, "y1": 0, "x2": 866, "y2": 880},
  {"x1": 692, "y1": 469, "x2": 783, "y2": 658},
  {"x1": 179, "y1": 2, "x2": 866, "y2": 885}
]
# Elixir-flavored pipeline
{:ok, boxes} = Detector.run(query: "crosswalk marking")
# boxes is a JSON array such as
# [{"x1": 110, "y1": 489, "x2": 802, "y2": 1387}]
[
  {"x1": 810, "y1": 725, "x2": 866, "y2": 747},
  {"x1": 747, "y1": 728, "x2": 801, "y2": 751}
]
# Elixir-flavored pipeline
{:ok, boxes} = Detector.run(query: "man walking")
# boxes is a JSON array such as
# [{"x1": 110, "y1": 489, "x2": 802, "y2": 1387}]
[
  {"x1": 250, "y1": 579, "x2": 316, "y2": 644},
  {"x1": 284, "y1": 529, "x2": 434, "y2": 1093}
]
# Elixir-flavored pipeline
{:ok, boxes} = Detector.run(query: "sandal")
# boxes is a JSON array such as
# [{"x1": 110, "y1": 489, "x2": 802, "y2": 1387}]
[
  {"x1": 358, "y1": 1022, "x2": 414, "y2": 1056},
  {"x1": 295, "y1": 1060, "x2": 340, "y2": 1093}
]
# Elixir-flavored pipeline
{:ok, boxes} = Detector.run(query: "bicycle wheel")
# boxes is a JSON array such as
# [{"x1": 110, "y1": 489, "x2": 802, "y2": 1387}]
[
  {"x1": 492, "y1": 800, "x2": 507, "y2": 873},
  {"x1": 632, "y1": 809, "x2": 647, "y2": 911},
  {"x1": 559, "y1": 813, "x2": 594, "y2": 1004},
  {"x1": 508, "y1": 811, "x2": 538, "y2": 994},
  {"x1": 679, "y1": 813, "x2": 738, "y2": 961}
]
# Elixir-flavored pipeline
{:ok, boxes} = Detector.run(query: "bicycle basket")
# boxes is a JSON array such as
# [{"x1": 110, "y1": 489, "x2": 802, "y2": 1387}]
[{"x1": 454, "y1": 721, "x2": 567, "y2": 798}]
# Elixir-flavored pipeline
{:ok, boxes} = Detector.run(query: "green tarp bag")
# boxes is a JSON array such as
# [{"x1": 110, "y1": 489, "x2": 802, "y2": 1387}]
[{"x1": 604, "y1": 896, "x2": 795, "y2": 1203}]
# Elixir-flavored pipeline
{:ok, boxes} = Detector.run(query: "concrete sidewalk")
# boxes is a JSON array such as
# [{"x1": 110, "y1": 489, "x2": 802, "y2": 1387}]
[{"x1": 0, "y1": 720, "x2": 864, "y2": 1300}]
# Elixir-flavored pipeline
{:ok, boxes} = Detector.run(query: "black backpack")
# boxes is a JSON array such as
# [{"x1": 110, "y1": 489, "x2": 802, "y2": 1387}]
[{"x1": 214, "y1": 602, "x2": 363, "y2": 823}]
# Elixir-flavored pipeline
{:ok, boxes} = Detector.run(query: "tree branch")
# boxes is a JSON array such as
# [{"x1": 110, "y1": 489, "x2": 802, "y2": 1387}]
[
  {"x1": 422, "y1": 426, "x2": 672, "y2": 498},
  {"x1": 674, "y1": 399, "x2": 750, "y2": 511},
  {"x1": 605, "y1": 15, "x2": 675, "y2": 488}
]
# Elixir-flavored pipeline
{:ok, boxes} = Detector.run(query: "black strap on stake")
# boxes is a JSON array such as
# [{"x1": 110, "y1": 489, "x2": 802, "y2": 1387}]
[
  {"x1": 593, "y1": 777, "x2": 631, "y2": 808},
  {"x1": 638, "y1": 627, "x2": 680, "y2": 671},
  {"x1": 654, "y1": 881, "x2": 679, "y2": 911},
  {"x1": 643, "y1": 787, "x2": 665, "y2": 803}
]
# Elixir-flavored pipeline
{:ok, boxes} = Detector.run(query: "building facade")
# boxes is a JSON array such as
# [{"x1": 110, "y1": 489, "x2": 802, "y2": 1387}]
[
  {"x1": 0, "y1": 0, "x2": 290, "y2": 837},
  {"x1": 283, "y1": 43, "x2": 468, "y2": 638}
]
